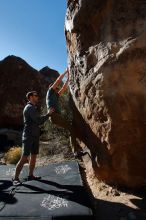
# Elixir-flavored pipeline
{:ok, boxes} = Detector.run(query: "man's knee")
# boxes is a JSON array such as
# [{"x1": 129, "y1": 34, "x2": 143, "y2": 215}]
[
  {"x1": 18, "y1": 156, "x2": 28, "y2": 165},
  {"x1": 30, "y1": 154, "x2": 37, "y2": 161}
]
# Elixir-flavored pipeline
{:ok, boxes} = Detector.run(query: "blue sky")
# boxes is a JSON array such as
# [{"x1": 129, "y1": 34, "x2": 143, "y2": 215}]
[{"x1": 0, "y1": 0, "x2": 67, "y2": 73}]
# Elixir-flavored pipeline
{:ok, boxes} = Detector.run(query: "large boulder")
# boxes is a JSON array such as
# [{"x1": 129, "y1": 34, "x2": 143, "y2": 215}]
[
  {"x1": 0, "y1": 55, "x2": 59, "y2": 128},
  {"x1": 65, "y1": 0, "x2": 146, "y2": 187},
  {"x1": 0, "y1": 129, "x2": 21, "y2": 150}
]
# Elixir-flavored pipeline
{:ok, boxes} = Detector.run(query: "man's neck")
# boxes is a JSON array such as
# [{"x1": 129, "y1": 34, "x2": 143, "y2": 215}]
[{"x1": 28, "y1": 101, "x2": 36, "y2": 106}]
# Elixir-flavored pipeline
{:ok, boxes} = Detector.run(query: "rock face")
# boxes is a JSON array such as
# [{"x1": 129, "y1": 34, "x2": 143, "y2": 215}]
[
  {"x1": 0, "y1": 55, "x2": 59, "y2": 128},
  {"x1": 65, "y1": 0, "x2": 146, "y2": 187}
]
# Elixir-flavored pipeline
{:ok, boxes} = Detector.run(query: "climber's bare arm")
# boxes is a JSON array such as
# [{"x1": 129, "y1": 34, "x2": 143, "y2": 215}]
[
  {"x1": 51, "y1": 71, "x2": 66, "y2": 90},
  {"x1": 58, "y1": 69, "x2": 69, "y2": 96}
]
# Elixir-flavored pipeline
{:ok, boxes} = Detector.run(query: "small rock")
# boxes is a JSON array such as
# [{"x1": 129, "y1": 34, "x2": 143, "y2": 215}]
[{"x1": 0, "y1": 162, "x2": 6, "y2": 165}]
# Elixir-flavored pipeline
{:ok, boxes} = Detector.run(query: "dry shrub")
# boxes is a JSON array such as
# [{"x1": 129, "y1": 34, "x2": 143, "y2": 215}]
[{"x1": 4, "y1": 146, "x2": 21, "y2": 164}]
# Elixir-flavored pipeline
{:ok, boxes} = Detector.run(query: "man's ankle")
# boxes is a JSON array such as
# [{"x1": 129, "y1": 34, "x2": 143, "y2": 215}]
[{"x1": 14, "y1": 177, "x2": 19, "y2": 180}]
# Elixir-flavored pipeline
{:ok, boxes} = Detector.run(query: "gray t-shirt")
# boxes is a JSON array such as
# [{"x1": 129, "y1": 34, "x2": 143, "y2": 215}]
[{"x1": 22, "y1": 102, "x2": 49, "y2": 139}]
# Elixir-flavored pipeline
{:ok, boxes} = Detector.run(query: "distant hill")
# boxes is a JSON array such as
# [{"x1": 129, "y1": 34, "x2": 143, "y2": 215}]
[{"x1": 0, "y1": 55, "x2": 59, "y2": 128}]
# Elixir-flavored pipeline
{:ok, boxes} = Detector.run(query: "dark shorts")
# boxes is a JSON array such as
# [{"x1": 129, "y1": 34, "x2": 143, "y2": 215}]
[{"x1": 22, "y1": 137, "x2": 39, "y2": 156}]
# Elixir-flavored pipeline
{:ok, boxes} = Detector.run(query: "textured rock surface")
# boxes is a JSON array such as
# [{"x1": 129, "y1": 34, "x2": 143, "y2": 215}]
[
  {"x1": 0, "y1": 55, "x2": 59, "y2": 128},
  {"x1": 65, "y1": 0, "x2": 146, "y2": 187}
]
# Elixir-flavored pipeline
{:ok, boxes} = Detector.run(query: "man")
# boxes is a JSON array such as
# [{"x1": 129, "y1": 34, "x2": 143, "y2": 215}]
[
  {"x1": 13, "y1": 91, "x2": 54, "y2": 186},
  {"x1": 46, "y1": 70, "x2": 86, "y2": 157},
  {"x1": 46, "y1": 69, "x2": 69, "y2": 121}
]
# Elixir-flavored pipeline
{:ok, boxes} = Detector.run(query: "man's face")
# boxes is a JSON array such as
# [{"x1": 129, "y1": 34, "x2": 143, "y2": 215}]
[{"x1": 32, "y1": 93, "x2": 39, "y2": 104}]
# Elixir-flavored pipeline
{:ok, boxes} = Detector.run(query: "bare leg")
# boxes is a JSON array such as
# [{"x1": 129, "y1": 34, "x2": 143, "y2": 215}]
[
  {"x1": 50, "y1": 113, "x2": 86, "y2": 158},
  {"x1": 50, "y1": 112, "x2": 81, "y2": 153},
  {"x1": 28, "y1": 154, "x2": 37, "y2": 176},
  {"x1": 14, "y1": 156, "x2": 28, "y2": 180}
]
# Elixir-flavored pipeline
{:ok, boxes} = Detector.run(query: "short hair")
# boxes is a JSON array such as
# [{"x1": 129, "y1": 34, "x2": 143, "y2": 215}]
[{"x1": 26, "y1": 91, "x2": 38, "y2": 100}]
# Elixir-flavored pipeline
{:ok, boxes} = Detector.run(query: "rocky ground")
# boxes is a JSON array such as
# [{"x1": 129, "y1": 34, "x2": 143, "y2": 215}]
[
  {"x1": 86, "y1": 175, "x2": 146, "y2": 220},
  {"x1": 1, "y1": 131, "x2": 146, "y2": 220}
]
